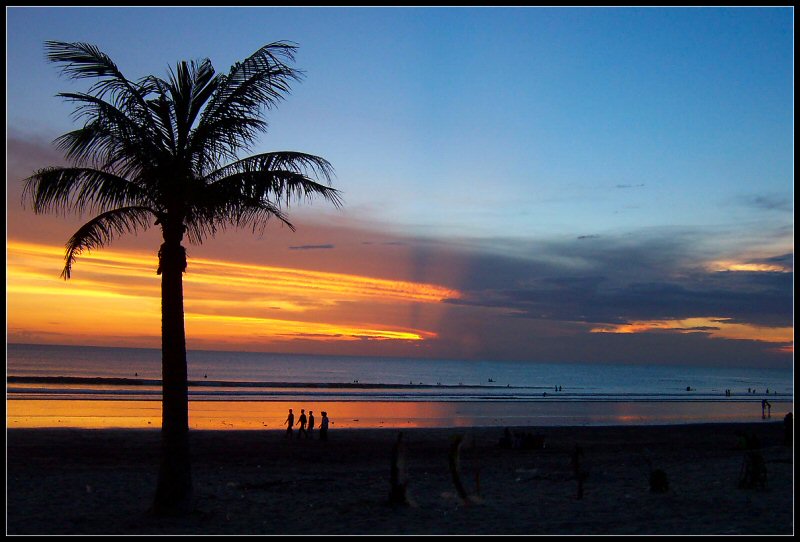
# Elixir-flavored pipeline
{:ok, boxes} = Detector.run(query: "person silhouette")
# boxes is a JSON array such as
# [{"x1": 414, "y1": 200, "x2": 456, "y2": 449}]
[
  {"x1": 762, "y1": 400, "x2": 767, "y2": 419},
  {"x1": 766, "y1": 400, "x2": 772, "y2": 418},
  {"x1": 784, "y1": 412, "x2": 793, "y2": 446},
  {"x1": 284, "y1": 408, "x2": 294, "y2": 438},
  {"x1": 296, "y1": 409, "x2": 308, "y2": 439},
  {"x1": 307, "y1": 410, "x2": 315, "y2": 437},
  {"x1": 319, "y1": 411, "x2": 329, "y2": 441}
]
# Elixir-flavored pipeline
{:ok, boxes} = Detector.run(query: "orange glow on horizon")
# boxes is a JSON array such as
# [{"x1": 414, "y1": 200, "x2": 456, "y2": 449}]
[
  {"x1": 590, "y1": 317, "x2": 794, "y2": 346},
  {"x1": 7, "y1": 240, "x2": 458, "y2": 347}
]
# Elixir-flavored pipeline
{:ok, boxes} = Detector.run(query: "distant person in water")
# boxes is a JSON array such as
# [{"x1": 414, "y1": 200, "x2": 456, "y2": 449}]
[
  {"x1": 307, "y1": 410, "x2": 315, "y2": 437},
  {"x1": 284, "y1": 409, "x2": 294, "y2": 438},
  {"x1": 319, "y1": 411, "x2": 330, "y2": 441},
  {"x1": 296, "y1": 409, "x2": 308, "y2": 439}
]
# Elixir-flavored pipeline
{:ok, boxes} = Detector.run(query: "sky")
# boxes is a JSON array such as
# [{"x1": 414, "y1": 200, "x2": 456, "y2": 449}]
[{"x1": 5, "y1": 7, "x2": 794, "y2": 368}]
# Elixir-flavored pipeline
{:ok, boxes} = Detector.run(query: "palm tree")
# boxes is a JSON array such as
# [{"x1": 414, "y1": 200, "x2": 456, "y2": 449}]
[{"x1": 22, "y1": 41, "x2": 341, "y2": 515}]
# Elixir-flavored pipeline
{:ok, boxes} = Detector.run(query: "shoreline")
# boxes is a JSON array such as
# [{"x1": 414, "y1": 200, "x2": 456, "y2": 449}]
[{"x1": 7, "y1": 421, "x2": 794, "y2": 534}]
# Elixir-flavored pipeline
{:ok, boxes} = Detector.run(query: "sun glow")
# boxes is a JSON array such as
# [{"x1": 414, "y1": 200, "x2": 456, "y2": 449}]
[
  {"x1": 7, "y1": 240, "x2": 459, "y2": 347},
  {"x1": 590, "y1": 317, "x2": 794, "y2": 347}
]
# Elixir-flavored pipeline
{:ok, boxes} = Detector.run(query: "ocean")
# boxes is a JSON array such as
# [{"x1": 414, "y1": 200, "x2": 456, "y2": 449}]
[{"x1": 6, "y1": 343, "x2": 794, "y2": 430}]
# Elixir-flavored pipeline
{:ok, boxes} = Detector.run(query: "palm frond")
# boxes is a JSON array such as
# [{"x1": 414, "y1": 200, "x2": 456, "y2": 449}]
[
  {"x1": 22, "y1": 167, "x2": 154, "y2": 216},
  {"x1": 183, "y1": 197, "x2": 295, "y2": 246},
  {"x1": 145, "y1": 77, "x2": 179, "y2": 155},
  {"x1": 205, "y1": 151, "x2": 340, "y2": 206},
  {"x1": 165, "y1": 59, "x2": 218, "y2": 153},
  {"x1": 61, "y1": 206, "x2": 155, "y2": 279},
  {"x1": 192, "y1": 42, "x2": 302, "y2": 165},
  {"x1": 55, "y1": 91, "x2": 165, "y2": 174},
  {"x1": 45, "y1": 41, "x2": 159, "y2": 133},
  {"x1": 190, "y1": 117, "x2": 267, "y2": 175}
]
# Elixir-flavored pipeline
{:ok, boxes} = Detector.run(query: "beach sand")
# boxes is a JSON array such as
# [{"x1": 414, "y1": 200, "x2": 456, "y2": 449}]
[{"x1": 6, "y1": 421, "x2": 794, "y2": 535}]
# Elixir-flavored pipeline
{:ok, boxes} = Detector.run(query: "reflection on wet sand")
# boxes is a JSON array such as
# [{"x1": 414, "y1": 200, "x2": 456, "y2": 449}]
[{"x1": 6, "y1": 399, "x2": 793, "y2": 430}]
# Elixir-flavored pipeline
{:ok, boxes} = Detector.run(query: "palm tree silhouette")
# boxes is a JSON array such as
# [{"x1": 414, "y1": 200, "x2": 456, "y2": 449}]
[{"x1": 22, "y1": 41, "x2": 341, "y2": 515}]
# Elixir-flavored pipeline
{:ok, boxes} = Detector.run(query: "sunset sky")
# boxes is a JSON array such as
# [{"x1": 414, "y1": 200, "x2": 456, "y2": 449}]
[{"x1": 6, "y1": 7, "x2": 794, "y2": 368}]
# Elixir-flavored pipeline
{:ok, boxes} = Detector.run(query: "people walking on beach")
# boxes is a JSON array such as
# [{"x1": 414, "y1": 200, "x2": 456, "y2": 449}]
[
  {"x1": 296, "y1": 409, "x2": 308, "y2": 439},
  {"x1": 319, "y1": 411, "x2": 329, "y2": 441},
  {"x1": 284, "y1": 408, "x2": 294, "y2": 438},
  {"x1": 307, "y1": 410, "x2": 315, "y2": 437}
]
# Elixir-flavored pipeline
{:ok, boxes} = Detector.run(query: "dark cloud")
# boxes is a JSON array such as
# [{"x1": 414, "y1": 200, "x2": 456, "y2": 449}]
[
  {"x1": 361, "y1": 241, "x2": 407, "y2": 246},
  {"x1": 615, "y1": 183, "x2": 645, "y2": 189},
  {"x1": 435, "y1": 231, "x2": 793, "y2": 331},
  {"x1": 288, "y1": 244, "x2": 335, "y2": 250},
  {"x1": 429, "y1": 306, "x2": 791, "y2": 368},
  {"x1": 740, "y1": 194, "x2": 792, "y2": 213}
]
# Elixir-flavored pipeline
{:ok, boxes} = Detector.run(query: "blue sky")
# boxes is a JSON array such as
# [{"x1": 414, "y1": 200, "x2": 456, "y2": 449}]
[
  {"x1": 6, "y1": 7, "x2": 794, "y2": 367},
  {"x1": 8, "y1": 7, "x2": 793, "y2": 237}
]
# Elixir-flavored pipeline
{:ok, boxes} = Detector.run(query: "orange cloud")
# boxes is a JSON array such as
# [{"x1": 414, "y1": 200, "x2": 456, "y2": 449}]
[
  {"x1": 590, "y1": 317, "x2": 794, "y2": 345},
  {"x1": 706, "y1": 260, "x2": 791, "y2": 273},
  {"x1": 7, "y1": 240, "x2": 459, "y2": 348}
]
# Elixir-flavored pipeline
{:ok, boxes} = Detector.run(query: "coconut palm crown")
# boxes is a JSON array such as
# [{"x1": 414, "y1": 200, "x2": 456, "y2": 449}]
[{"x1": 22, "y1": 41, "x2": 341, "y2": 515}]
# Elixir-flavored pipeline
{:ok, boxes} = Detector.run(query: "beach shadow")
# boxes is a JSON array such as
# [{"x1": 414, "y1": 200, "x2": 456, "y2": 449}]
[
  {"x1": 571, "y1": 444, "x2": 589, "y2": 500},
  {"x1": 389, "y1": 431, "x2": 411, "y2": 507},
  {"x1": 448, "y1": 433, "x2": 483, "y2": 506},
  {"x1": 738, "y1": 432, "x2": 767, "y2": 490}
]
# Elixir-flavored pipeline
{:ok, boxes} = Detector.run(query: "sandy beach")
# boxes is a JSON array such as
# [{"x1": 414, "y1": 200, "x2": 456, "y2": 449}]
[{"x1": 6, "y1": 421, "x2": 794, "y2": 535}]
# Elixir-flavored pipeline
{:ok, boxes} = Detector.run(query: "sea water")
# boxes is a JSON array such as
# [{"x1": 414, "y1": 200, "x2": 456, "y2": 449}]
[{"x1": 6, "y1": 343, "x2": 794, "y2": 429}]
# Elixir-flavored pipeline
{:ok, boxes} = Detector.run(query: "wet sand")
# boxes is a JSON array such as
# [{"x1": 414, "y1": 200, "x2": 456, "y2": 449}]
[{"x1": 6, "y1": 421, "x2": 794, "y2": 535}]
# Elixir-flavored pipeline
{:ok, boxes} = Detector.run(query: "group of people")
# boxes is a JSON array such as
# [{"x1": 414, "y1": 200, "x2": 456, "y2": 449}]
[
  {"x1": 747, "y1": 388, "x2": 776, "y2": 395},
  {"x1": 283, "y1": 408, "x2": 329, "y2": 441}
]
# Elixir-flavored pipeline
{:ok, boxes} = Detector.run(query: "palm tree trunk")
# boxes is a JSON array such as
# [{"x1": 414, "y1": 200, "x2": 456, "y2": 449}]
[{"x1": 152, "y1": 235, "x2": 193, "y2": 515}]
